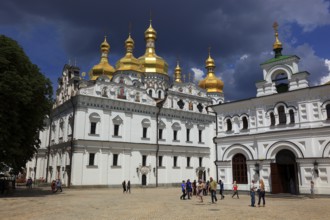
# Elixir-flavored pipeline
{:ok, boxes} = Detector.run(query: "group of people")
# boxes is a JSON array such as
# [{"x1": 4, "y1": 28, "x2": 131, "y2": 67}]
[
  {"x1": 249, "y1": 179, "x2": 266, "y2": 207},
  {"x1": 122, "y1": 180, "x2": 131, "y2": 193},
  {"x1": 180, "y1": 177, "x2": 220, "y2": 203},
  {"x1": 51, "y1": 179, "x2": 62, "y2": 193},
  {"x1": 179, "y1": 177, "x2": 267, "y2": 207}
]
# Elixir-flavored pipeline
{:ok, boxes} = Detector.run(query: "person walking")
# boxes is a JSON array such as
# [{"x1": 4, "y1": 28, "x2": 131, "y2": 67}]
[
  {"x1": 56, "y1": 179, "x2": 62, "y2": 192},
  {"x1": 232, "y1": 181, "x2": 239, "y2": 198},
  {"x1": 219, "y1": 179, "x2": 225, "y2": 199},
  {"x1": 197, "y1": 180, "x2": 204, "y2": 202},
  {"x1": 180, "y1": 180, "x2": 186, "y2": 200},
  {"x1": 209, "y1": 177, "x2": 218, "y2": 203},
  {"x1": 51, "y1": 180, "x2": 56, "y2": 193},
  {"x1": 257, "y1": 179, "x2": 265, "y2": 207},
  {"x1": 127, "y1": 180, "x2": 131, "y2": 193},
  {"x1": 122, "y1": 180, "x2": 126, "y2": 193},
  {"x1": 192, "y1": 180, "x2": 197, "y2": 196},
  {"x1": 250, "y1": 180, "x2": 257, "y2": 207},
  {"x1": 310, "y1": 180, "x2": 314, "y2": 198},
  {"x1": 186, "y1": 179, "x2": 192, "y2": 199}
]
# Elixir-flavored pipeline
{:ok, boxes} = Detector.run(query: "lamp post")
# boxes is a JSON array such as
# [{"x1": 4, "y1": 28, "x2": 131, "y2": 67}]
[
  {"x1": 155, "y1": 92, "x2": 167, "y2": 187},
  {"x1": 206, "y1": 106, "x2": 219, "y2": 183}
]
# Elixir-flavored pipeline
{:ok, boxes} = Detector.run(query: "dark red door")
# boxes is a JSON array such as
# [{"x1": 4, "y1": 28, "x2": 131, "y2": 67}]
[{"x1": 271, "y1": 163, "x2": 282, "y2": 194}]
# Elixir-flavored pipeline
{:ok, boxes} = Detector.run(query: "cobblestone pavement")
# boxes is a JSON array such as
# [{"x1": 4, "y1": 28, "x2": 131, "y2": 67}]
[{"x1": 1, "y1": 187, "x2": 329, "y2": 220}]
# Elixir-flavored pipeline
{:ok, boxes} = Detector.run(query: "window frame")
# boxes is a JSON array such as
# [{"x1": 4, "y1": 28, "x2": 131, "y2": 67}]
[{"x1": 232, "y1": 153, "x2": 248, "y2": 184}]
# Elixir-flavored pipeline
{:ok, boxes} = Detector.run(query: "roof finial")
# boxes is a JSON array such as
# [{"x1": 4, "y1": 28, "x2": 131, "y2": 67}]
[
  {"x1": 149, "y1": 9, "x2": 152, "y2": 25},
  {"x1": 273, "y1": 21, "x2": 283, "y2": 58},
  {"x1": 208, "y1": 46, "x2": 211, "y2": 57},
  {"x1": 128, "y1": 22, "x2": 132, "y2": 35}
]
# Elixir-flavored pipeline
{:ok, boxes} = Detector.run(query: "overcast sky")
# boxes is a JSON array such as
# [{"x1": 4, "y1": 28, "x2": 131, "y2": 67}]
[{"x1": 1, "y1": 0, "x2": 330, "y2": 101}]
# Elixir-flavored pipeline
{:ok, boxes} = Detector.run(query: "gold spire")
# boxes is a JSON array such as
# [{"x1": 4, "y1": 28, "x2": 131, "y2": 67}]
[
  {"x1": 174, "y1": 60, "x2": 182, "y2": 83},
  {"x1": 89, "y1": 36, "x2": 115, "y2": 80},
  {"x1": 138, "y1": 20, "x2": 168, "y2": 75},
  {"x1": 198, "y1": 49, "x2": 224, "y2": 93},
  {"x1": 273, "y1": 22, "x2": 283, "y2": 58},
  {"x1": 116, "y1": 33, "x2": 144, "y2": 73}
]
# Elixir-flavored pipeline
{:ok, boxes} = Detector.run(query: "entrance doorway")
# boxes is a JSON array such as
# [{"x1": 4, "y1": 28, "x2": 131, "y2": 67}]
[
  {"x1": 271, "y1": 149, "x2": 298, "y2": 194},
  {"x1": 198, "y1": 170, "x2": 206, "y2": 181},
  {"x1": 142, "y1": 174, "x2": 147, "y2": 186}
]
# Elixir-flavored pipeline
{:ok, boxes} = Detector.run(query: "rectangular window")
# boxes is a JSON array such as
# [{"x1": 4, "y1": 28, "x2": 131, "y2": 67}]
[
  {"x1": 173, "y1": 156, "x2": 177, "y2": 167},
  {"x1": 159, "y1": 156, "x2": 163, "y2": 167},
  {"x1": 89, "y1": 153, "x2": 95, "y2": 166},
  {"x1": 173, "y1": 130, "x2": 178, "y2": 141},
  {"x1": 143, "y1": 127, "x2": 148, "y2": 138},
  {"x1": 142, "y1": 155, "x2": 147, "y2": 166},
  {"x1": 159, "y1": 129, "x2": 163, "y2": 139},
  {"x1": 199, "y1": 157, "x2": 202, "y2": 167},
  {"x1": 198, "y1": 130, "x2": 202, "y2": 142},
  {"x1": 113, "y1": 154, "x2": 118, "y2": 166},
  {"x1": 90, "y1": 122, "x2": 96, "y2": 134},
  {"x1": 186, "y1": 128, "x2": 190, "y2": 142},
  {"x1": 114, "y1": 124, "x2": 119, "y2": 136},
  {"x1": 187, "y1": 157, "x2": 190, "y2": 167}
]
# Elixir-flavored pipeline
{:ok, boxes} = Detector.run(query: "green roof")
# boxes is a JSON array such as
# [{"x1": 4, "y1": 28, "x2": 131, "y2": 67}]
[{"x1": 261, "y1": 55, "x2": 296, "y2": 65}]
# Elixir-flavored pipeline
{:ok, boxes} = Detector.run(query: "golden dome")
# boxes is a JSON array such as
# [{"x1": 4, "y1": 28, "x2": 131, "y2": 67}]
[
  {"x1": 116, "y1": 33, "x2": 144, "y2": 73},
  {"x1": 144, "y1": 21, "x2": 157, "y2": 41},
  {"x1": 138, "y1": 20, "x2": 168, "y2": 75},
  {"x1": 89, "y1": 36, "x2": 115, "y2": 80},
  {"x1": 174, "y1": 61, "x2": 182, "y2": 83},
  {"x1": 273, "y1": 22, "x2": 282, "y2": 50},
  {"x1": 198, "y1": 52, "x2": 224, "y2": 93}
]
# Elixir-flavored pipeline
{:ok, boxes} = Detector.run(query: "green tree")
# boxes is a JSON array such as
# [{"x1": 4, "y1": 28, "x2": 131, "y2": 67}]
[{"x1": 0, "y1": 35, "x2": 53, "y2": 174}]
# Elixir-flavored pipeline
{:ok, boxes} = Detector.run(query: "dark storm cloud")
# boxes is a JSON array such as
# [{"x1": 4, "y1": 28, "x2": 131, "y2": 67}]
[{"x1": 1, "y1": 0, "x2": 330, "y2": 100}]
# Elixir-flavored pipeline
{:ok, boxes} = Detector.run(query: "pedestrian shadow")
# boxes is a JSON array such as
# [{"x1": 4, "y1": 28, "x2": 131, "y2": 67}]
[{"x1": 0, "y1": 187, "x2": 62, "y2": 198}]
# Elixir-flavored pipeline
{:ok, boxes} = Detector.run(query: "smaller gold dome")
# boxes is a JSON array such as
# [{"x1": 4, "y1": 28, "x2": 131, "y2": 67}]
[
  {"x1": 89, "y1": 37, "x2": 115, "y2": 80},
  {"x1": 198, "y1": 52, "x2": 224, "y2": 93},
  {"x1": 273, "y1": 22, "x2": 282, "y2": 50},
  {"x1": 174, "y1": 61, "x2": 182, "y2": 83},
  {"x1": 145, "y1": 21, "x2": 157, "y2": 40},
  {"x1": 116, "y1": 34, "x2": 144, "y2": 73}
]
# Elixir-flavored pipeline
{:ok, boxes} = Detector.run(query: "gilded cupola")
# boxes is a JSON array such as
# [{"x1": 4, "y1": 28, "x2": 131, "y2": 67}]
[
  {"x1": 174, "y1": 61, "x2": 182, "y2": 83},
  {"x1": 116, "y1": 33, "x2": 143, "y2": 73},
  {"x1": 273, "y1": 22, "x2": 283, "y2": 58},
  {"x1": 89, "y1": 36, "x2": 115, "y2": 80},
  {"x1": 198, "y1": 50, "x2": 224, "y2": 93},
  {"x1": 138, "y1": 20, "x2": 169, "y2": 75}
]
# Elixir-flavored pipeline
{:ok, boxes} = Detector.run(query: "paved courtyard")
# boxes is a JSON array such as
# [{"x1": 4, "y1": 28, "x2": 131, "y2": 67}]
[{"x1": 1, "y1": 186, "x2": 329, "y2": 220}]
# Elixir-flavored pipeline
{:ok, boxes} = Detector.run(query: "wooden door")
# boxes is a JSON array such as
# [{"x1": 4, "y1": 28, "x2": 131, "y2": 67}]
[
  {"x1": 271, "y1": 163, "x2": 282, "y2": 194},
  {"x1": 142, "y1": 174, "x2": 147, "y2": 186}
]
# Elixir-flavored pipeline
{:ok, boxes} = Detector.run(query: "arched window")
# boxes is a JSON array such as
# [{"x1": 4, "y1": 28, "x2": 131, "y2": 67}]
[
  {"x1": 226, "y1": 119, "x2": 232, "y2": 131},
  {"x1": 278, "y1": 106, "x2": 286, "y2": 124},
  {"x1": 141, "y1": 119, "x2": 151, "y2": 139},
  {"x1": 89, "y1": 113, "x2": 101, "y2": 135},
  {"x1": 270, "y1": 112, "x2": 275, "y2": 126},
  {"x1": 273, "y1": 72, "x2": 289, "y2": 93},
  {"x1": 149, "y1": 90, "x2": 153, "y2": 97},
  {"x1": 158, "y1": 91, "x2": 161, "y2": 99},
  {"x1": 232, "y1": 153, "x2": 247, "y2": 184},
  {"x1": 289, "y1": 109, "x2": 295, "y2": 124},
  {"x1": 242, "y1": 116, "x2": 248, "y2": 130},
  {"x1": 327, "y1": 104, "x2": 330, "y2": 119}
]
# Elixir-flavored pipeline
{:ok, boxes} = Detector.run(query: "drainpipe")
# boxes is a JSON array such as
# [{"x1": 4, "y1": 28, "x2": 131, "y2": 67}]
[
  {"x1": 45, "y1": 115, "x2": 52, "y2": 183},
  {"x1": 206, "y1": 107, "x2": 219, "y2": 182},
  {"x1": 68, "y1": 96, "x2": 76, "y2": 188}
]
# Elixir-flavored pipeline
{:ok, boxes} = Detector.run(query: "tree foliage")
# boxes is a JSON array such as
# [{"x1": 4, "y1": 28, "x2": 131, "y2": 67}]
[{"x1": 0, "y1": 35, "x2": 53, "y2": 174}]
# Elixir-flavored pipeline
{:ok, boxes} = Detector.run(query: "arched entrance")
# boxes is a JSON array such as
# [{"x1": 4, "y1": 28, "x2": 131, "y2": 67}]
[
  {"x1": 142, "y1": 174, "x2": 147, "y2": 186},
  {"x1": 271, "y1": 149, "x2": 298, "y2": 194}
]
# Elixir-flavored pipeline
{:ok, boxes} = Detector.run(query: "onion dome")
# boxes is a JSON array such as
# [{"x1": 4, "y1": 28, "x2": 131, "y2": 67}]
[
  {"x1": 273, "y1": 22, "x2": 283, "y2": 58},
  {"x1": 198, "y1": 51, "x2": 224, "y2": 93},
  {"x1": 174, "y1": 61, "x2": 182, "y2": 83},
  {"x1": 89, "y1": 36, "x2": 115, "y2": 80},
  {"x1": 138, "y1": 20, "x2": 168, "y2": 75},
  {"x1": 116, "y1": 33, "x2": 144, "y2": 73}
]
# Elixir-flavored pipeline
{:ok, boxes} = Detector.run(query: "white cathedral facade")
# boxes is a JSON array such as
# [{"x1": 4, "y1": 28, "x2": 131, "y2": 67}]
[
  {"x1": 26, "y1": 22, "x2": 223, "y2": 187},
  {"x1": 27, "y1": 22, "x2": 330, "y2": 194}
]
